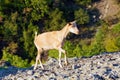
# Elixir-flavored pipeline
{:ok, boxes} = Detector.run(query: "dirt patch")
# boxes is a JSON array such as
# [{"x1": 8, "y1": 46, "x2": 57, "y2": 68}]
[{"x1": 93, "y1": 0, "x2": 120, "y2": 19}]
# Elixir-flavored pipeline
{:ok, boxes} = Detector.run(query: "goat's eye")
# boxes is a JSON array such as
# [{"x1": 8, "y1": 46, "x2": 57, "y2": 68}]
[{"x1": 68, "y1": 22, "x2": 72, "y2": 25}]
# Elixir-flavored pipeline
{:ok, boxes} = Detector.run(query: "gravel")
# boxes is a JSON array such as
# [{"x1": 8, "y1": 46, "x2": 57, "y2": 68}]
[{"x1": 1, "y1": 52, "x2": 120, "y2": 80}]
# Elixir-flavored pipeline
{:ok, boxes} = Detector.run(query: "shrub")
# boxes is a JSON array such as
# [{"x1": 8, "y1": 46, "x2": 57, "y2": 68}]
[
  {"x1": 116, "y1": 36, "x2": 120, "y2": 48},
  {"x1": 74, "y1": 8, "x2": 89, "y2": 24},
  {"x1": 112, "y1": 23, "x2": 120, "y2": 33},
  {"x1": 73, "y1": 44, "x2": 83, "y2": 58},
  {"x1": 2, "y1": 48, "x2": 30, "y2": 68},
  {"x1": 48, "y1": 49, "x2": 59, "y2": 59},
  {"x1": 4, "y1": 41, "x2": 18, "y2": 54},
  {"x1": 63, "y1": 41, "x2": 75, "y2": 57},
  {"x1": 75, "y1": 0, "x2": 91, "y2": 6},
  {"x1": 104, "y1": 22, "x2": 120, "y2": 52},
  {"x1": 104, "y1": 37, "x2": 119, "y2": 52},
  {"x1": 44, "y1": 8, "x2": 66, "y2": 31},
  {"x1": 22, "y1": 23, "x2": 39, "y2": 59}
]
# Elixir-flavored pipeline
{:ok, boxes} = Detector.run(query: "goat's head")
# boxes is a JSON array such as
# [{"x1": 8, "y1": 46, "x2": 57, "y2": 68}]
[{"x1": 68, "y1": 21, "x2": 79, "y2": 35}]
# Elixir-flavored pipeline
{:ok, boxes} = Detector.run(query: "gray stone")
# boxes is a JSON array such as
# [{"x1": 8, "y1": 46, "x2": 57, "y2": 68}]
[
  {"x1": 2, "y1": 52, "x2": 120, "y2": 80},
  {"x1": 17, "y1": 77, "x2": 24, "y2": 80},
  {"x1": 33, "y1": 72, "x2": 40, "y2": 78},
  {"x1": 27, "y1": 70, "x2": 34, "y2": 75},
  {"x1": 47, "y1": 58, "x2": 57, "y2": 63},
  {"x1": 93, "y1": 74, "x2": 105, "y2": 80},
  {"x1": 72, "y1": 64, "x2": 81, "y2": 69},
  {"x1": 69, "y1": 74, "x2": 80, "y2": 80},
  {"x1": 113, "y1": 63, "x2": 119, "y2": 67},
  {"x1": 108, "y1": 71, "x2": 119, "y2": 79},
  {"x1": 49, "y1": 77, "x2": 57, "y2": 80}
]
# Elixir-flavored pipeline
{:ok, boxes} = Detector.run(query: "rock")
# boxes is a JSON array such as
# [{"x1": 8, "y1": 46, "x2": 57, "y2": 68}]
[
  {"x1": 49, "y1": 77, "x2": 57, "y2": 80},
  {"x1": 113, "y1": 63, "x2": 119, "y2": 67},
  {"x1": 93, "y1": 74, "x2": 105, "y2": 80},
  {"x1": 27, "y1": 70, "x2": 34, "y2": 75},
  {"x1": 17, "y1": 77, "x2": 24, "y2": 80},
  {"x1": 47, "y1": 57, "x2": 57, "y2": 64},
  {"x1": 72, "y1": 64, "x2": 81, "y2": 69},
  {"x1": 69, "y1": 74, "x2": 80, "y2": 80},
  {"x1": 1, "y1": 52, "x2": 120, "y2": 80},
  {"x1": 108, "y1": 71, "x2": 119, "y2": 79},
  {"x1": 0, "y1": 60, "x2": 11, "y2": 67},
  {"x1": 103, "y1": 67, "x2": 112, "y2": 76}
]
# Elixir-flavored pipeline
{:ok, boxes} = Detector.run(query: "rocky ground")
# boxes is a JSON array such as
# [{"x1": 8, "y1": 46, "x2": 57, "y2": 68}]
[{"x1": 0, "y1": 52, "x2": 120, "y2": 80}]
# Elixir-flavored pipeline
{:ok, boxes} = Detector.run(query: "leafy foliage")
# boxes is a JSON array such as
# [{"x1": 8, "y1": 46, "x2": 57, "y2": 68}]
[
  {"x1": 74, "y1": 8, "x2": 89, "y2": 24},
  {"x1": 44, "y1": 8, "x2": 66, "y2": 31},
  {"x1": 2, "y1": 47, "x2": 30, "y2": 68},
  {"x1": 75, "y1": 0, "x2": 91, "y2": 6},
  {"x1": 104, "y1": 23, "x2": 120, "y2": 52},
  {"x1": 104, "y1": 37, "x2": 119, "y2": 52},
  {"x1": 24, "y1": 0, "x2": 49, "y2": 21}
]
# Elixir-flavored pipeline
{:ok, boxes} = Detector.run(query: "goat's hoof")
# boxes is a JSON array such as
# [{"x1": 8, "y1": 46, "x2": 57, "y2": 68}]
[
  {"x1": 65, "y1": 61, "x2": 69, "y2": 66},
  {"x1": 59, "y1": 64, "x2": 63, "y2": 68},
  {"x1": 41, "y1": 67, "x2": 44, "y2": 69},
  {"x1": 40, "y1": 65, "x2": 44, "y2": 69},
  {"x1": 34, "y1": 67, "x2": 37, "y2": 70},
  {"x1": 60, "y1": 65, "x2": 63, "y2": 68},
  {"x1": 65, "y1": 63, "x2": 68, "y2": 66}
]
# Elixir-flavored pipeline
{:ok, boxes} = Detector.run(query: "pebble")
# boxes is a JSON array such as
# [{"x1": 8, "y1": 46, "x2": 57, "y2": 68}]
[
  {"x1": 0, "y1": 52, "x2": 120, "y2": 80},
  {"x1": 27, "y1": 70, "x2": 34, "y2": 75}
]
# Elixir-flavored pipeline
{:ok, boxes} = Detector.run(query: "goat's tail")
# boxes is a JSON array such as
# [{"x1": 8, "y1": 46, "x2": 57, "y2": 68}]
[{"x1": 35, "y1": 31, "x2": 37, "y2": 39}]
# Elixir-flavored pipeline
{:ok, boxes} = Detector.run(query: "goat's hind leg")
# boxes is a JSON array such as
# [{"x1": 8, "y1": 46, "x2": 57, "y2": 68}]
[
  {"x1": 34, "y1": 53, "x2": 39, "y2": 70},
  {"x1": 34, "y1": 49, "x2": 44, "y2": 70}
]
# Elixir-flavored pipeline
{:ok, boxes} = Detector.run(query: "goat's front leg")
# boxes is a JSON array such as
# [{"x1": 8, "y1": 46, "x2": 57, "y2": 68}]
[
  {"x1": 58, "y1": 50, "x2": 63, "y2": 68},
  {"x1": 61, "y1": 48, "x2": 68, "y2": 66},
  {"x1": 58, "y1": 48, "x2": 68, "y2": 67},
  {"x1": 64, "y1": 51, "x2": 68, "y2": 66}
]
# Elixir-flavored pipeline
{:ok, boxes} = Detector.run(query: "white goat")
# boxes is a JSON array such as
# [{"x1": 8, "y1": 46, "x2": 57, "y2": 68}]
[{"x1": 34, "y1": 21, "x2": 79, "y2": 70}]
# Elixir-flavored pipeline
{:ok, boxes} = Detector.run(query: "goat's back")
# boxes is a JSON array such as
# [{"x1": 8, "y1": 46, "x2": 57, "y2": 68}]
[{"x1": 34, "y1": 31, "x2": 63, "y2": 50}]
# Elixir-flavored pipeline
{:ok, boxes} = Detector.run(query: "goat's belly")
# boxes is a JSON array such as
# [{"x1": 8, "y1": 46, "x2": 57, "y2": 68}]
[{"x1": 42, "y1": 46, "x2": 54, "y2": 50}]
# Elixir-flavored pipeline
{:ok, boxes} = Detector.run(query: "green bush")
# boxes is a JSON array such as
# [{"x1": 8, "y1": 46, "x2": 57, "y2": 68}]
[
  {"x1": 75, "y1": 0, "x2": 91, "y2": 6},
  {"x1": 24, "y1": 0, "x2": 49, "y2": 21},
  {"x1": 104, "y1": 37, "x2": 119, "y2": 52},
  {"x1": 2, "y1": 48, "x2": 30, "y2": 68},
  {"x1": 63, "y1": 41, "x2": 75, "y2": 57},
  {"x1": 22, "y1": 23, "x2": 38, "y2": 59},
  {"x1": 72, "y1": 44, "x2": 83, "y2": 58},
  {"x1": 74, "y1": 8, "x2": 89, "y2": 24},
  {"x1": 116, "y1": 36, "x2": 120, "y2": 48},
  {"x1": 44, "y1": 8, "x2": 66, "y2": 31},
  {"x1": 112, "y1": 23, "x2": 120, "y2": 33},
  {"x1": 48, "y1": 49, "x2": 59, "y2": 59},
  {"x1": 103, "y1": 22, "x2": 120, "y2": 52}
]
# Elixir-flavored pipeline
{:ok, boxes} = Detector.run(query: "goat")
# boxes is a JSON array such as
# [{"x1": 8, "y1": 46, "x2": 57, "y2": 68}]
[{"x1": 34, "y1": 21, "x2": 79, "y2": 70}]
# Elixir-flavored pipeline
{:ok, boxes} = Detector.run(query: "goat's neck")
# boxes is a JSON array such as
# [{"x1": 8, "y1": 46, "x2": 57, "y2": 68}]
[{"x1": 60, "y1": 24, "x2": 69, "y2": 40}]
